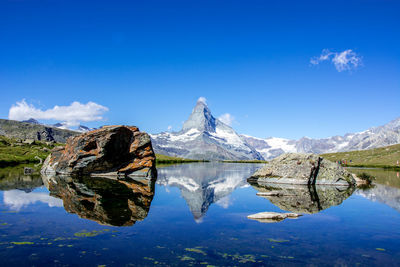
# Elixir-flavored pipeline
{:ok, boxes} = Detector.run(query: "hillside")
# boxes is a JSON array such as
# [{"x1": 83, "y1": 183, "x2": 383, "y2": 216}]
[
  {"x1": 0, "y1": 135, "x2": 61, "y2": 167},
  {"x1": 322, "y1": 143, "x2": 400, "y2": 169},
  {"x1": 0, "y1": 118, "x2": 78, "y2": 143}
]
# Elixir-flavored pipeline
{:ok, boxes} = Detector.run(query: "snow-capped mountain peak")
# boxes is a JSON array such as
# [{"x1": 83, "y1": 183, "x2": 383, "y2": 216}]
[
  {"x1": 151, "y1": 100, "x2": 264, "y2": 160},
  {"x1": 182, "y1": 99, "x2": 216, "y2": 133}
]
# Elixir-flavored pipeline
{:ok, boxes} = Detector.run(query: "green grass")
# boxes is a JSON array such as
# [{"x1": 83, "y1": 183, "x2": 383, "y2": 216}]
[
  {"x1": 0, "y1": 135, "x2": 62, "y2": 167},
  {"x1": 322, "y1": 143, "x2": 400, "y2": 170},
  {"x1": 155, "y1": 154, "x2": 208, "y2": 164}
]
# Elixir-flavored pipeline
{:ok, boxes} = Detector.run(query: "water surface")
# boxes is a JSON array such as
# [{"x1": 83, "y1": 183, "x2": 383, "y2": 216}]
[{"x1": 0, "y1": 163, "x2": 399, "y2": 266}]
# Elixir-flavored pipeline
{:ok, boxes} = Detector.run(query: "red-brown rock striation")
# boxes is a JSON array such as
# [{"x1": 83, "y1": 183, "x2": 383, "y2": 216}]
[{"x1": 41, "y1": 125, "x2": 156, "y2": 178}]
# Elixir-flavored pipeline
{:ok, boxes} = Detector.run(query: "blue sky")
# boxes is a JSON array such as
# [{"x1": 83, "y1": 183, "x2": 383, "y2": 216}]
[{"x1": 1, "y1": 0, "x2": 399, "y2": 139}]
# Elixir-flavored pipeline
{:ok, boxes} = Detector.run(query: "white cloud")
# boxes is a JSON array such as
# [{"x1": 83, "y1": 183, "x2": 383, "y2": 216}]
[
  {"x1": 197, "y1": 97, "x2": 207, "y2": 104},
  {"x1": 3, "y1": 190, "x2": 63, "y2": 211},
  {"x1": 216, "y1": 195, "x2": 232, "y2": 209},
  {"x1": 218, "y1": 113, "x2": 235, "y2": 126},
  {"x1": 310, "y1": 49, "x2": 362, "y2": 72},
  {"x1": 8, "y1": 100, "x2": 108, "y2": 127},
  {"x1": 167, "y1": 125, "x2": 172, "y2": 131}
]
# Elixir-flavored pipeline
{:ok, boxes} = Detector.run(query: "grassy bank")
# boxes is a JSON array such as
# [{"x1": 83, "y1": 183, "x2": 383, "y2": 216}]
[
  {"x1": 0, "y1": 136, "x2": 206, "y2": 168},
  {"x1": 322, "y1": 143, "x2": 400, "y2": 170},
  {"x1": 0, "y1": 136, "x2": 60, "y2": 167},
  {"x1": 155, "y1": 154, "x2": 209, "y2": 164},
  {"x1": 220, "y1": 160, "x2": 268, "y2": 164}
]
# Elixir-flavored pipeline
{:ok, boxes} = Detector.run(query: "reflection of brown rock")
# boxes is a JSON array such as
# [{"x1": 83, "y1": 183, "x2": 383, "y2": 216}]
[
  {"x1": 41, "y1": 126, "x2": 155, "y2": 178},
  {"x1": 250, "y1": 182, "x2": 355, "y2": 214},
  {"x1": 42, "y1": 174, "x2": 156, "y2": 226}
]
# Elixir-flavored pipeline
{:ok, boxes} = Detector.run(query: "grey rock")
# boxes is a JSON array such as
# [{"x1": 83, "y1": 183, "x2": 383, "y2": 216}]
[
  {"x1": 24, "y1": 167, "x2": 34, "y2": 175},
  {"x1": 247, "y1": 212, "x2": 302, "y2": 223},
  {"x1": 249, "y1": 153, "x2": 355, "y2": 186},
  {"x1": 23, "y1": 139, "x2": 35, "y2": 145}
]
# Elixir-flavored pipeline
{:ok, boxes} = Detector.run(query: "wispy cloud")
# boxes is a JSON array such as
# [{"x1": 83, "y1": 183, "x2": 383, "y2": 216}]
[
  {"x1": 218, "y1": 113, "x2": 235, "y2": 126},
  {"x1": 310, "y1": 49, "x2": 362, "y2": 72},
  {"x1": 8, "y1": 100, "x2": 108, "y2": 127}
]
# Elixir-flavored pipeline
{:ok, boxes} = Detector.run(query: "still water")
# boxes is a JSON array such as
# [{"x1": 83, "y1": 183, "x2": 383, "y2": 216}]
[{"x1": 0, "y1": 163, "x2": 399, "y2": 266}]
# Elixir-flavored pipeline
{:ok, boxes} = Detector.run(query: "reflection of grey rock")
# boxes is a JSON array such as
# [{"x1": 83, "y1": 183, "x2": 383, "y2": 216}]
[
  {"x1": 42, "y1": 174, "x2": 156, "y2": 226},
  {"x1": 358, "y1": 184, "x2": 400, "y2": 213},
  {"x1": 157, "y1": 163, "x2": 260, "y2": 220},
  {"x1": 250, "y1": 182, "x2": 355, "y2": 214},
  {"x1": 249, "y1": 153, "x2": 355, "y2": 186}
]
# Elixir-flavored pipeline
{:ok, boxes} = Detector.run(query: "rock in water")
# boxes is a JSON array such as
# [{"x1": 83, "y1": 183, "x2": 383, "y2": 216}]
[
  {"x1": 247, "y1": 212, "x2": 302, "y2": 223},
  {"x1": 248, "y1": 153, "x2": 355, "y2": 186},
  {"x1": 41, "y1": 125, "x2": 156, "y2": 178}
]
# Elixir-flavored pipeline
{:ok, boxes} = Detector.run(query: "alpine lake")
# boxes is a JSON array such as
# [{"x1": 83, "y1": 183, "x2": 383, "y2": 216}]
[{"x1": 0, "y1": 163, "x2": 399, "y2": 266}]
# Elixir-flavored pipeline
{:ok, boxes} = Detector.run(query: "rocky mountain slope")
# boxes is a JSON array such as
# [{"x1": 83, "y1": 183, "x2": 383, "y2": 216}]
[
  {"x1": 0, "y1": 119, "x2": 78, "y2": 143},
  {"x1": 242, "y1": 117, "x2": 400, "y2": 159},
  {"x1": 150, "y1": 100, "x2": 263, "y2": 160}
]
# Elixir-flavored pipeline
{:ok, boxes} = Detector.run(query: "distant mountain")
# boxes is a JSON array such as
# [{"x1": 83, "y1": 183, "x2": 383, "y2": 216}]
[
  {"x1": 241, "y1": 117, "x2": 400, "y2": 159},
  {"x1": 52, "y1": 122, "x2": 68, "y2": 129},
  {"x1": 51, "y1": 122, "x2": 94, "y2": 133},
  {"x1": 77, "y1": 125, "x2": 96, "y2": 133},
  {"x1": 0, "y1": 119, "x2": 78, "y2": 143},
  {"x1": 18, "y1": 118, "x2": 94, "y2": 133},
  {"x1": 22, "y1": 118, "x2": 40, "y2": 125},
  {"x1": 150, "y1": 99, "x2": 263, "y2": 161}
]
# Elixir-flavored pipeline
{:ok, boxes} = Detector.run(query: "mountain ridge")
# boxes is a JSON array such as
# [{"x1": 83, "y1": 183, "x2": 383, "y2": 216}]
[{"x1": 242, "y1": 117, "x2": 400, "y2": 159}]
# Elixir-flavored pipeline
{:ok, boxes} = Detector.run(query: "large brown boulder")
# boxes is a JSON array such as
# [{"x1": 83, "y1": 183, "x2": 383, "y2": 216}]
[{"x1": 41, "y1": 125, "x2": 156, "y2": 178}]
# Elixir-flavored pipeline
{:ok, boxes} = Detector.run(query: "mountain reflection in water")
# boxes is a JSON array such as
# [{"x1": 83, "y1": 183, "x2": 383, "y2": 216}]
[
  {"x1": 157, "y1": 163, "x2": 261, "y2": 220},
  {"x1": 42, "y1": 174, "x2": 156, "y2": 226}
]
